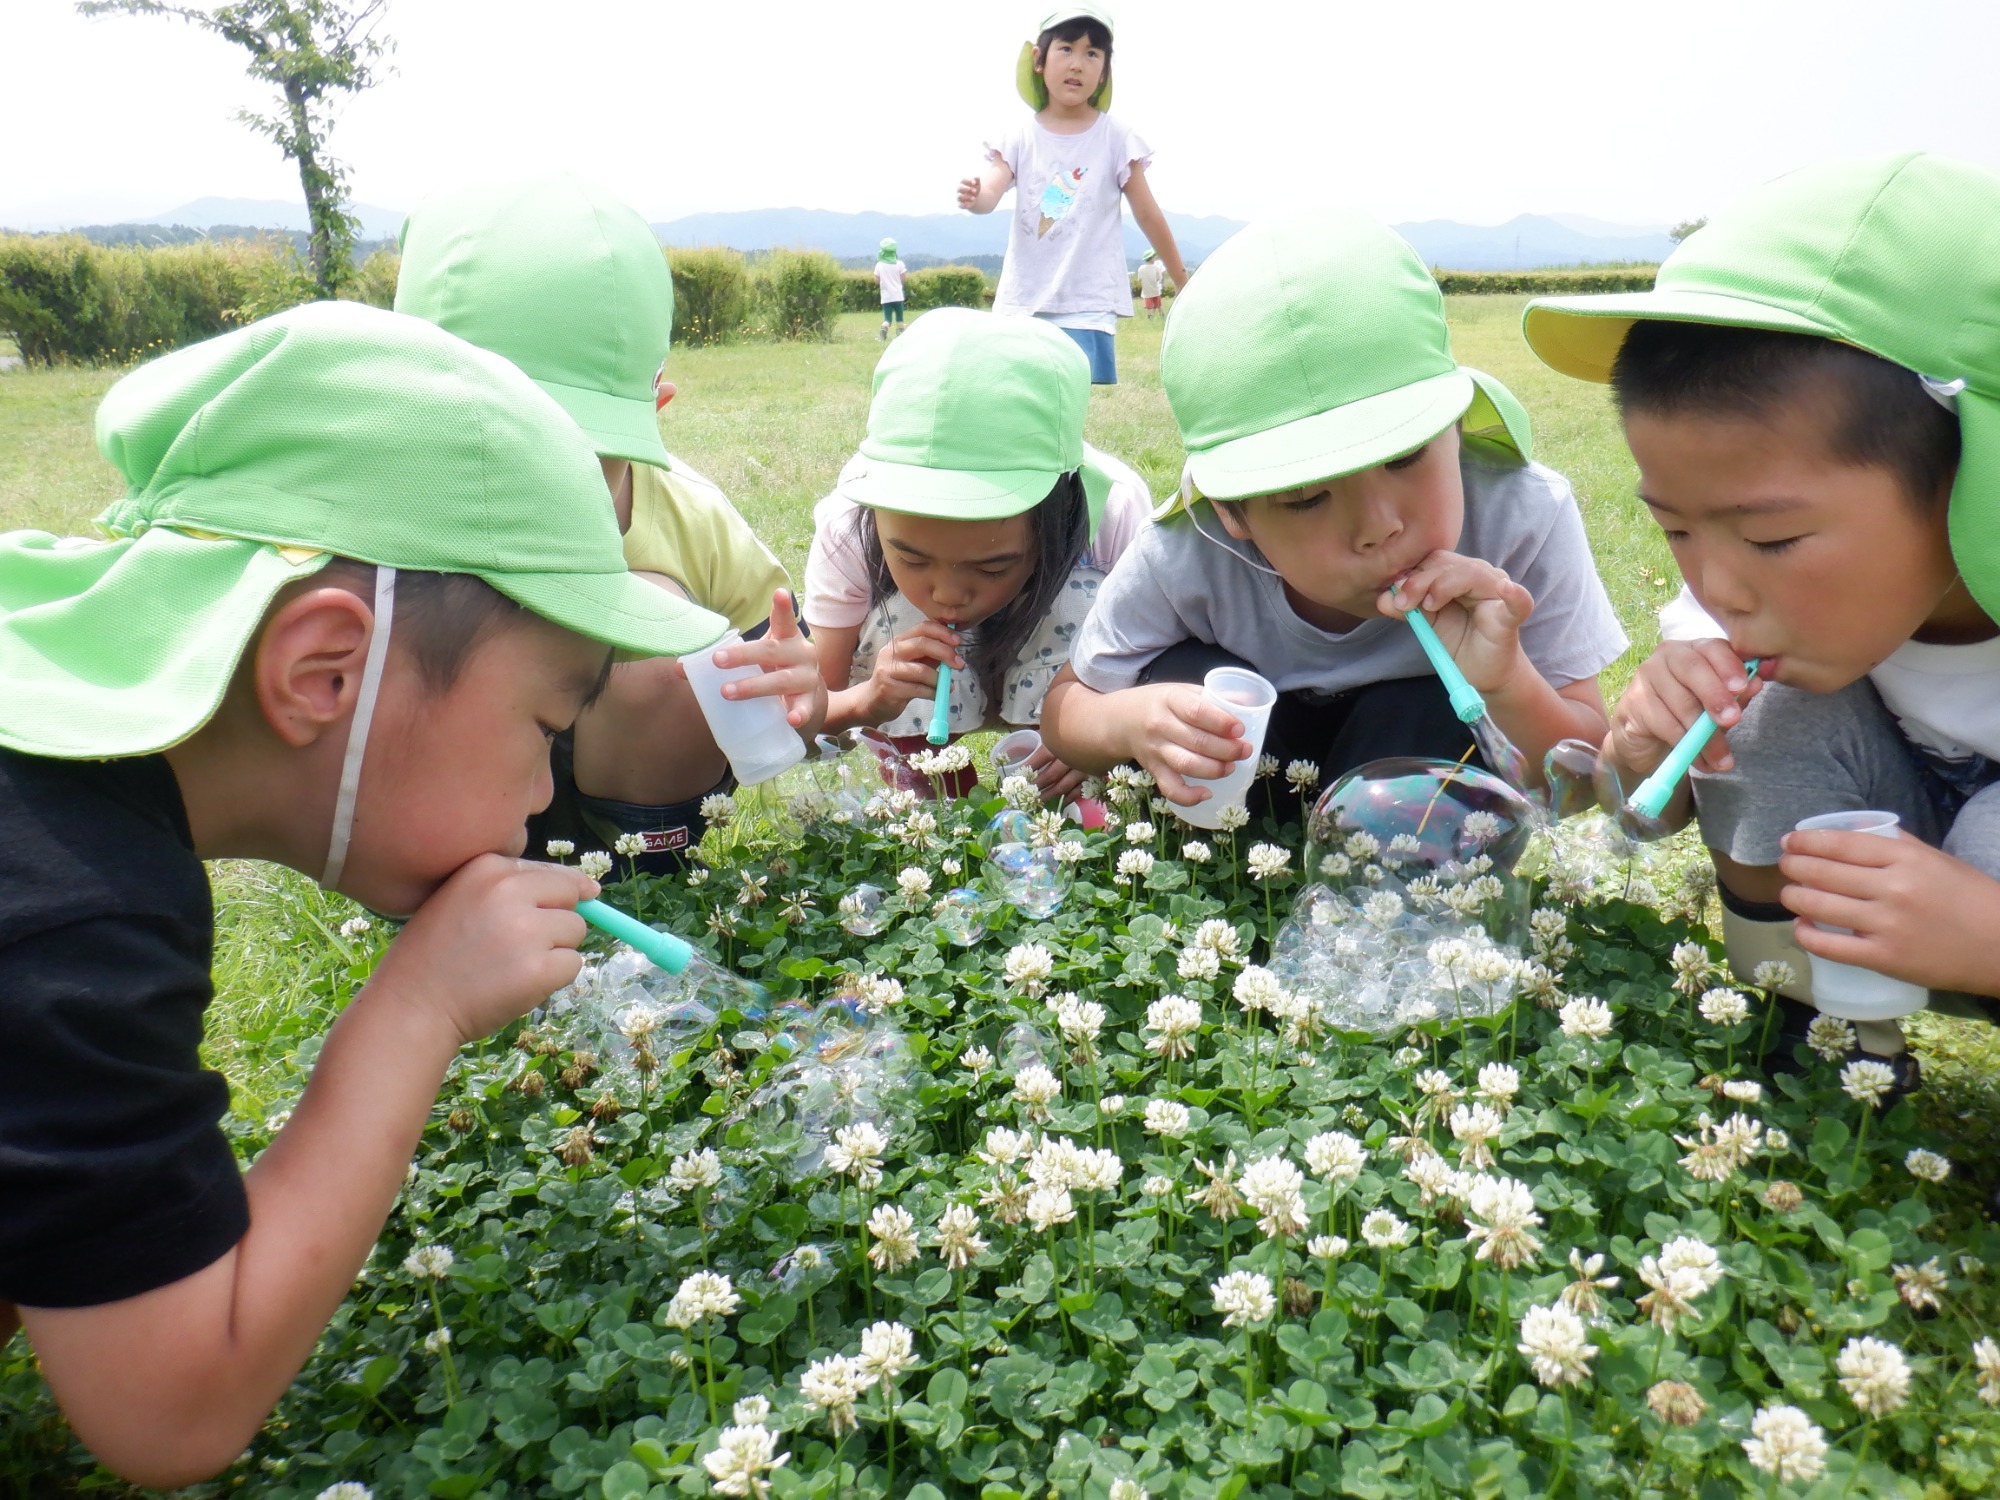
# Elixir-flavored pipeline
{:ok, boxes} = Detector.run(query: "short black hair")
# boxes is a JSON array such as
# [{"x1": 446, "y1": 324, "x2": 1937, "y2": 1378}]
[
  {"x1": 1610, "y1": 321, "x2": 1960, "y2": 511},
  {"x1": 1036, "y1": 17, "x2": 1113, "y2": 79},
  {"x1": 315, "y1": 559, "x2": 612, "y2": 704}
]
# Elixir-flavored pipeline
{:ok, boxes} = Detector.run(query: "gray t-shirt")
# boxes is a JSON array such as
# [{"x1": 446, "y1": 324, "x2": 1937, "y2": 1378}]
[{"x1": 1069, "y1": 449, "x2": 1629, "y2": 695}]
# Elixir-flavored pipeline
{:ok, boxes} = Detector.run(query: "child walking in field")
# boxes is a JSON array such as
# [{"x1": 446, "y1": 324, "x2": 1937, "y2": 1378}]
[
  {"x1": 0, "y1": 302, "x2": 728, "y2": 1486},
  {"x1": 956, "y1": 6, "x2": 1187, "y2": 385},
  {"x1": 1525, "y1": 152, "x2": 2000, "y2": 1093},
  {"x1": 1138, "y1": 248, "x2": 1166, "y2": 316},
  {"x1": 804, "y1": 307, "x2": 1151, "y2": 799},
  {"x1": 396, "y1": 175, "x2": 824, "y2": 875},
  {"x1": 1041, "y1": 210, "x2": 1627, "y2": 809},
  {"x1": 875, "y1": 237, "x2": 909, "y2": 340}
]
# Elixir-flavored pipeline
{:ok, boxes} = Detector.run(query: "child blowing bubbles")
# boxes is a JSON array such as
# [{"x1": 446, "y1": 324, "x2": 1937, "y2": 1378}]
[
  {"x1": 1042, "y1": 210, "x2": 1627, "y2": 806},
  {"x1": 1524, "y1": 152, "x2": 2000, "y2": 1034},
  {"x1": 957, "y1": 6, "x2": 1187, "y2": 385},
  {"x1": 804, "y1": 308, "x2": 1151, "y2": 798},
  {"x1": 0, "y1": 302, "x2": 730, "y2": 1487}
]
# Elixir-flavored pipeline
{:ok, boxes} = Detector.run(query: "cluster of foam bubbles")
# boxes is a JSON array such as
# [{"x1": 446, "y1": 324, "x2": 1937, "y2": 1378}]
[
  {"x1": 1267, "y1": 757, "x2": 1539, "y2": 1037},
  {"x1": 738, "y1": 995, "x2": 923, "y2": 1174},
  {"x1": 545, "y1": 943, "x2": 767, "y2": 1082},
  {"x1": 769, "y1": 727, "x2": 917, "y2": 832}
]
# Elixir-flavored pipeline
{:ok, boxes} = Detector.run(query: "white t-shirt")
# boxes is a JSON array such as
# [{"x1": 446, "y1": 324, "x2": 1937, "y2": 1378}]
[
  {"x1": 803, "y1": 445, "x2": 1152, "y2": 734},
  {"x1": 1138, "y1": 259, "x2": 1166, "y2": 297},
  {"x1": 874, "y1": 259, "x2": 907, "y2": 303},
  {"x1": 989, "y1": 112, "x2": 1151, "y2": 322},
  {"x1": 1071, "y1": 448, "x2": 1630, "y2": 697},
  {"x1": 1660, "y1": 585, "x2": 2000, "y2": 767}
]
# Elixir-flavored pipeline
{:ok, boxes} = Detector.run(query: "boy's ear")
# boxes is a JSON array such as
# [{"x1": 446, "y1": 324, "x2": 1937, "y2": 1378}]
[
  {"x1": 1211, "y1": 498, "x2": 1254, "y2": 542},
  {"x1": 251, "y1": 586, "x2": 376, "y2": 749}
]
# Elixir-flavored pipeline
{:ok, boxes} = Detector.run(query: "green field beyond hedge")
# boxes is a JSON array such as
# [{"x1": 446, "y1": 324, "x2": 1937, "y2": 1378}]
[{"x1": 6, "y1": 301, "x2": 2000, "y2": 1499}]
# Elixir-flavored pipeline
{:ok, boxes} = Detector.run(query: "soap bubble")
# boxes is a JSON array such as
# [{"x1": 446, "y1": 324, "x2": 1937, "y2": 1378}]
[
  {"x1": 773, "y1": 728, "x2": 916, "y2": 828},
  {"x1": 986, "y1": 840, "x2": 1067, "y2": 918},
  {"x1": 935, "y1": 887, "x2": 989, "y2": 946},
  {"x1": 1469, "y1": 713, "x2": 1534, "y2": 794},
  {"x1": 983, "y1": 809, "x2": 1037, "y2": 850},
  {"x1": 741, "y1": 1001, "x2": 921, "y2": 1174},
  {"x1": 838, "y1": 883, "x2": 889, "y2": 936},
  {"x1": 546, "y1": 945, "x2": 722, "y2": 1068},
  {"x1": 1540, "y1": 737, "x2": 1604, "y2": 821}
]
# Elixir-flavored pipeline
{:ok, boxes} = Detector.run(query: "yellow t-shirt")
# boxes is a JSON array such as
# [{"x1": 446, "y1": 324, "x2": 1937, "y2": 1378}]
[{"x1": 624, "y1": 455, "x2": 790, "y2": 634}]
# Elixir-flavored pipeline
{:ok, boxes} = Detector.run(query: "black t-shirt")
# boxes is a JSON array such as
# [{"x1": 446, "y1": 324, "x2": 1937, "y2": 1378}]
[{"x1": 0, "y1": 747, "x2": 248, "y2": 1308}]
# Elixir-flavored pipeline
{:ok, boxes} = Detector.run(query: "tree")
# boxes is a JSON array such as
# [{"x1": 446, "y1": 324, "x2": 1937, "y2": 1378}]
[
  {"x1": 1668, "y1": 217, "x2": 1708, "y2": 244},
  {"x1": 77, "y1": 0, "x2": 393, "y2": 298}
]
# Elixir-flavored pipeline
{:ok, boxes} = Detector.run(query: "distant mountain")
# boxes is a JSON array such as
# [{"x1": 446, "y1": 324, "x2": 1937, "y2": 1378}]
[
  {"x1": 142, "y1": 196, "x2": 409, "y2": 241},
  {"x1": 1393, "y1": 214, "x2": 1676, "y2": 269},
  {"x1": 1543, "y1": 212, "x2": 1673, "y2": 239}
]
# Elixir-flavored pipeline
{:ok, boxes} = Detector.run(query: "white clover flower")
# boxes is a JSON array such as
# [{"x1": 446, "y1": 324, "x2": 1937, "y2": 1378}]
[
  {"x1": 934, "y1": 1203, "x2": 988, "y2": 1270},
  {"x1": 1721, "y1": 1080, "x2": 1763, "y2": 1103},
  {"x1": 1284, "y1": 759, "x2": 1320, "y2": 791},
  {"x1": 1071, "y1": 1146, "x2": 1123, "y2": 1194},
  {"x1": 1466, "y1": 1175, "x2": 1544, "y2": 1270},
  {"x1": 1246, "y1": 842, "x2": 1291, "y2": 880},
  {"x1": 1558, "y1": 1248, "x2": 1621, "y2": 1318},
  {"x1": 1181, "y1": 840, "x2": 1213, "y2": 863},
  {"x1": 337, "y1": 915, "x2": 373, "y2": 940},
  {"x1": 1807, "y1": 1014, "x2": 1858, "y2": 1061},
  {"x1": 1973, "y1": 1337, "x2": 2000, "y2": 1405},
  {"x1": 1669, "y1": 941, "x2": 1716, "y2": 995},
  {"x1": 1449, "y1": 1102, "x2": 1506, "y2": 1170},
  {"x1": 961, "y1": 1045, "x2": 994, "y2": 1076},
  {"x1": 1216, "y1": 803, "x2": 1251, "y2": 831},
  {"x1": 1232, "y1": 964, "x2": 1285, "y2": 1015},
  {"x1": 866, "y1": 1205, "x2": 919, "y2": 1272},
  {"x1": 1742, "y1": 1404, "x2": 1828, "y2": 1484},
  {"x1": 1239, "y1": 1155, "x2": 1308, "y2": 1239},
  {"x1": 896, "y1": 866, "x2": 932, "y2": 899},
  {"x1": 800, "y1": 1354, "x2": 874, "y2": 1435},
  {"x1": 422, "y1": 1327, "x2": 452, "y2": 1355},
  {"x1": 1052, "y1": 838, "x2": 1090, "y2": 865},
  {"x1": 1211, "y1": 1269, "x2": 1276, "y2": 1328},
  {"x1": 702, "y1": 1423, "x2": 789, "y2": 1498},
  {"x1": 857, "y1": 1319, "x2": 916, "y2": 1382},
  {"x1": 1837, "y1": 1336, "x2": 1912, "y2": 1417},
  {"x1": 697, "y1": 792, "x2": 736, "y2": 827},
  {"x1": 1025, "y1": 1183, "x2": 1076, "y2": 1232},
  {"x1": 978, "y1": 1127, "x2": 1029, "y2": 1166},
  {"x1": 1108, "y1": 1480, "x2": 1150, "y2": 1500},
  {"x1": 1142, "y1": 1174, "x2": 1174, "y2": 1197},
  {"x1": 1765, "y1": 1128, "x2": 1791, "y2": 1152},
  {"x1": 1361, "y1": 1209, "x2": 1412, "y2": 1249},
  {"x1": 542, "y1": 839, "x2": 576, "y2": 859},
  {"x1": 577, "y1": 850, "x2": 613, "y2": 881},
  {"x1": 1558, "y1": 995, "x2": 1614, "y2": 1039},
  {"x1": 1476, "y1": 1062, "x2": 1521, "y2": 1111},
  {"x1": 1658, "y1": 1235, "x2": 1725, "y2": 1291},
  {"x1": 314, "y1": 1487, "x2": 375, "y2": 1500},
  {"x1": 1517, "y1": 1302, "x2": 1594, "y2": 1387},
  {"x1": 403, "y1": 1244, "x2": 454, "y2": 1280},
  {"x1": 667, "y1": 1147, "x2": 723, "y2": 1193},
  {"x1": 1190, "y1": 917, "x2": 1241, "y2": 957},
  {"x1": 1145, "y1": 993, "x2": 1204, "y2": 1059},
  {"x1": 1697, "y1": 987, "x2": 1751, "y2": 1027},
  {"x1": 1100, "y1": 1094, "x2": 1125, "y2": 1116},
  {"x1": 1144, "y1": 1099, "x2": 1191, "y2": 1138},
  {"x1": 1013, "y1": 1064, "x2": 1062, "y2": 1111},
  {"x1": 1751, "y1": 958, "x2": 1797, "y2": 991},
  {"x1": 1343, "y1": 830, "x2": 1382, "y2": 859},
  {"x1": 1004, "y1": 941, "x2": 1055, "y2": 996},
  {"x1": 1303, "y1": 1131, "x2": 1367, "y2": 1187},
  {"x1": 1318, "y1": 851, "x2": 1353, "y2": 879},
  {"x1": 1054, "y1": 995, "x2": 1106, "y2": 1048},
  {"x1": 1124, "y1": 820, "x2": 1157, "y2": 844},
  {"x1": 664, "y1": 1270, "x2": 739, "y2": 1328},
  {"x1": 732, "y1": 1395, "x2": 772, "y2": 1426},
  {"x1": 1895, "y1": 1258, "x2": 1948, "y2": 1313},
  {"x1": 1177, "y1": 945, "x2": 1223, "y2": 982},
  {"x1": 1253, "y1": 753, "x2": 1280, "y2": 779},
  {"x1": 612, "y1": 832, "x2": 647, "y2": 859},
  {"x1": 1308, "y1": 1234, "x2": 1349, "y2": 1260},
  {"x1": 1404, "y1": 1152, "x2": 1459, "y2": 1207},
  {"x1": 1361, "y1": 891, "x2": 1404, "y2": 929},
  {"x1": 1840, "y1": 1059, "x2": 1898, "y2": 1106},
  {"x1": 1117, "y1": 849, "x2": 1156, "y2": 882},
  {"x1": 1906, "y1": 1148, "x2": 1952, "y2": 1183},
  {"x1": 825, "y1": 1121, "x2": 888, "y2": 1189}
]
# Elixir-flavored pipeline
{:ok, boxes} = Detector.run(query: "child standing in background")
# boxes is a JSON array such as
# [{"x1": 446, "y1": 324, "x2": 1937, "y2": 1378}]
[
  {"x1": 1138, "y1": 247, "x2": 1166, "y2": 316},
  {"x1": 956, "y1": 6, "x2": 1187, "y2": 385},
  {"x1": 874, "y1": 237, "x2": 908, "y2": 341}
]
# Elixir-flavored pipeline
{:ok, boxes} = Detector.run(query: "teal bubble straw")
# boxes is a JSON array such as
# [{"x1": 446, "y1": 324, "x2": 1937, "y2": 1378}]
[
  {"x1": 1626, "y1": 659, "x2": 1761, "y2": 821},
  {"x1": 1403, "y1": 609, "x2": 1485, "y2": 724},
  {"x1": 577, "y1": 897, "x2": 692, "y2": 974},
  {"x1": 927, "y1": 625, "x2": 956, "y2": 745}
]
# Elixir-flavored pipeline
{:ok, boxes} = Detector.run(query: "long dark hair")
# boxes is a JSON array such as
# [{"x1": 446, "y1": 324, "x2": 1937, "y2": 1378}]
[{"x1": 852, "y1": 472, "x2": 1090, "y2": 709}]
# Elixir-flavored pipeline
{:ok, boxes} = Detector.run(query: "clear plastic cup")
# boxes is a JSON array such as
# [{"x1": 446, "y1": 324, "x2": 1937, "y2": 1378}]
[
  {"x1": 1175, "y1": 666, "x2": 1277, "y2": 830},
  {"x1": 1793, "y1": 810, "x2": 1928, "y2": 1020},
  {"x1": 681, "y1": 629, "x2": 808, "y2": 786}
]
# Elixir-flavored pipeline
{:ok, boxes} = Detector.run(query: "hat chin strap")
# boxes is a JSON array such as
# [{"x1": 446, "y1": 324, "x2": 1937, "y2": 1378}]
[
  {"x1": 1179, "y1": 463, "x2": 1286, "y2": 579},
  {"x1": 320, "y1": 566, "x2": 397, "y2": 890}
]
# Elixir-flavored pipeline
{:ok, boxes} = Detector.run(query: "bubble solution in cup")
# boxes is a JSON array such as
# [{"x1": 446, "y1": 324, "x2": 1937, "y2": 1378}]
[
  {"x1": 681, "y1": 629, "x2": 809, "y2": 785},
  {"x1": 1792, "y1": 810, "x2": 1928, "y2": 1020},
  {"x1": 1175, "y1": 666, "x2": 1277, "y2": 830}
]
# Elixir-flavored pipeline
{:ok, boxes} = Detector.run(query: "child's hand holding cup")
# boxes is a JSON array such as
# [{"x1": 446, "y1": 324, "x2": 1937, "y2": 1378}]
[
  {"x1": 1791, "y1": 809, "x2": 1929, "y2": 1020},
  {"x1": 1173, "y1": 667, "x2": 1278, "y2": 830}
]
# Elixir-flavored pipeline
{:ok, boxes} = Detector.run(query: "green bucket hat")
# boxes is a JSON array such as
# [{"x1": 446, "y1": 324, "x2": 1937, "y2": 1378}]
[
  {"x1": 1522, "y1": 151, "x2": 2000, "y2": 618},
  {"x1": 879, "y1": 237, "x2": 899, "y2": 261},
  {"x1": 837, "y1": 307, "x2": 1113, "y2": 531},
  {"x1": 1158, "y1": 209, "x2": 1531, "y2": 516},
  {"x1": 0, "y1": 300, "x2": 726, "y2": 760},
  {"x1": 395, "y1": 174, "x2": 676, "y2": 470},
  {"x1": 1016, "y1": 6, "x2": 1115, "y2": 110}
]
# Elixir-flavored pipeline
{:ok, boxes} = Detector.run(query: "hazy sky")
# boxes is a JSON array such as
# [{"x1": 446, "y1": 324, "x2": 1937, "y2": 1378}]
[{"x1": 5, "y1": 0, "x2": 1996, "y2": 228}]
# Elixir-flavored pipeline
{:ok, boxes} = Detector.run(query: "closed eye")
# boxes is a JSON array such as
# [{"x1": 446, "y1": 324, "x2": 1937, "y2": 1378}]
[
  {"x1": 1384, "y1": 443, "x2": 1429, "y2": 472},
  {"x1": 1750, "y1": 537, "x2": 1803, "y2": 555}
]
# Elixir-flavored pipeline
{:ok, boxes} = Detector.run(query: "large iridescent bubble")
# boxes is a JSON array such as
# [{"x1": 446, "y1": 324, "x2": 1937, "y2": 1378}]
[{"x1": 742, "y1": 999, "x2": 920, "y2": 1173}]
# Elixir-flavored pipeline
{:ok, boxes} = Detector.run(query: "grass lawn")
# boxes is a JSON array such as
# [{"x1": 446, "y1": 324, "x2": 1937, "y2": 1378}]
[{"x1": 2, "y1": 300, "x2": 1996, "y2": 1150}]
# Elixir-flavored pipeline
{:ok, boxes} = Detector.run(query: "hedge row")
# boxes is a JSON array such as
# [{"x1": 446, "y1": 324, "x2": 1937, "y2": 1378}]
[
  {"x1": 0, "y1": 233, "x2": 396, "y2": 365},
  {"x1": 838, "y1": 265, "x2": 992, "y2": 316},
  {"x1": 1432, "y1": 265, "x2": 1658, "y2": 294}
]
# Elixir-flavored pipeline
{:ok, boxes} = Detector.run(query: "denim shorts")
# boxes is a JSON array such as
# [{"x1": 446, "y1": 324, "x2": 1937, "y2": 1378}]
[{"x1": 1055, "y1": 325, "x2": 1117, "y2": 384}]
